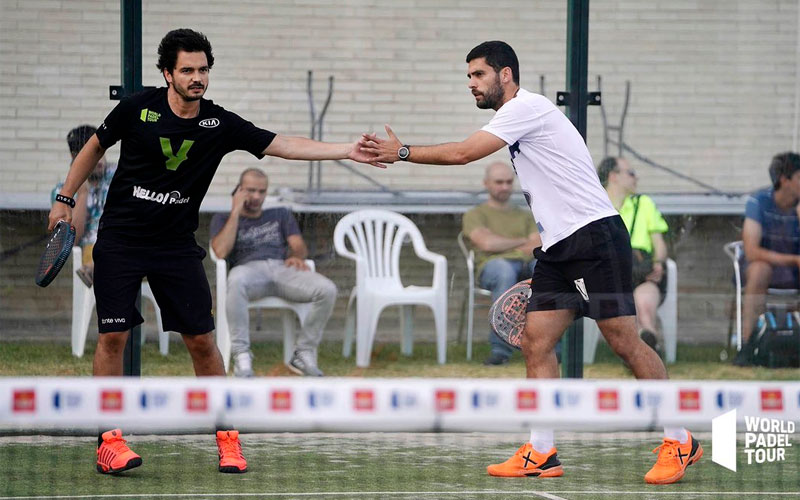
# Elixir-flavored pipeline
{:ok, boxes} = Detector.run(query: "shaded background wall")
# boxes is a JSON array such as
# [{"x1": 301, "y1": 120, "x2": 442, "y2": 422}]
[{"x1": 1, "y1": 209, "x2": 742, "y2": 346}]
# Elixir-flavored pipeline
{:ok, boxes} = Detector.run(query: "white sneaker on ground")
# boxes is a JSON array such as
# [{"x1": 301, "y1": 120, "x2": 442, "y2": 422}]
[
  {"x1": 233, "y1": 352, "x2": 254, "y2": 378},
  {"x1": 288, "y1": 350, "x2": 324, "y2": 377}
]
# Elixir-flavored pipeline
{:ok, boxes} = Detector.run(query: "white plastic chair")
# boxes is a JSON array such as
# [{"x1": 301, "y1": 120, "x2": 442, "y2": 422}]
[
  {"x1": 456, "y1": 231, "x2": 492, "y2": 360},
  {"x1": 583, "y1": 258, "x2": 679, "y2": 364},
  {"x1": 333, "y1": 209, "x2": 448, "y2": 367},
  {"x1": 209, "y1": 244, "x2": 316, "y2": 373},
  {"x1": 723, "y1": 240, "x2": 799, "y2": 351},
  {"x1": 70, "y1": 246, "x2": 168, "y2": 357}
]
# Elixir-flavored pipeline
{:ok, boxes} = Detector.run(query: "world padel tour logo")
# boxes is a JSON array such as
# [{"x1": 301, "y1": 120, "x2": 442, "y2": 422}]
[{"x1": 712, "y1": 409, "x2": 795, "y2": 471}]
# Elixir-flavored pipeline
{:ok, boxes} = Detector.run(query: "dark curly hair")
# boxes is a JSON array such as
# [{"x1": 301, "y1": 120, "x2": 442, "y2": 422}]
[
  {"x1": 156, "y1": 28, "x2": 214, "y2": 74},
  {"x1": 768, "y1": 151, "x2": 800, "y2": 190}
]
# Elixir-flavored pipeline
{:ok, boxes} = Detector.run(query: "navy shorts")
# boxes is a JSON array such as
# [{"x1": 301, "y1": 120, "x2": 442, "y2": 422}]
[
  {"x1": 527, "y1": 215, "x2": 636, "y2": 320},
  {"x1": 92, "y1": 234, "x2": 215, "y2": 335}
]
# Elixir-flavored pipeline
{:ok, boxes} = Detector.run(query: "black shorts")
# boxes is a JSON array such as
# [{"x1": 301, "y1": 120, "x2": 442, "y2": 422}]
[
  {"x1": 92, "y1": 234, "x2": 215, "y2": 335},
  {"x1": 527, "y1": 215, "x2": 636, "y2": 320}
]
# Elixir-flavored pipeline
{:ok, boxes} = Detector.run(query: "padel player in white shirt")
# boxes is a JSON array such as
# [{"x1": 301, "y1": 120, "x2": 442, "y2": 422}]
[{"x1": 360, "y1": 40, "x2": 701, "y2": 485}]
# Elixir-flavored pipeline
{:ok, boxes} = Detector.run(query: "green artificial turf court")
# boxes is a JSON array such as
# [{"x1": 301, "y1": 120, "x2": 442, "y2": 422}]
[{"x1": 1, "y1": 431, "x2": 798, "y2": 500}]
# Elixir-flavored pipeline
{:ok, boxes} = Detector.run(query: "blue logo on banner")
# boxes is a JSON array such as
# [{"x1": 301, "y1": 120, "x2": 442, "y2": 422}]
[
  {"x1": 390, "y1": 391, "x2": 418, "y2": 409},
  {"x1": 471, "y1": 391, "x2": 499, "y2": 409},
  {"x1": 52, "y1": 391, "x2": 82, "y2": 410},
  {"x1": 554, "y1": 391, "x2": 581, "y2": 408},
  {"x1": 140, "y1": 390, "x2": 169, "y2": 409},
  {"x1": 634, "y1": 391, "x2": 662, "y2": 409},
  {"x1": 308, "y1": 390, "x2": 334, "y2": 409},
  {"x1": 225, "y1": 391, "x2": 254, "y2": 410},
  {"x1": 715, "y1": 390, "x2": 745, "y2": 409}
]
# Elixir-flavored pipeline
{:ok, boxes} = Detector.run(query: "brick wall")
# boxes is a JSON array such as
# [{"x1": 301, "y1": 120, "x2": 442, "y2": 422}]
[
  {"x1": 0, "y1": 209, "x2": 743, "y2": 346},
  {"x1": 0, "y1": 0, "x2": 798, "y2": 203}
]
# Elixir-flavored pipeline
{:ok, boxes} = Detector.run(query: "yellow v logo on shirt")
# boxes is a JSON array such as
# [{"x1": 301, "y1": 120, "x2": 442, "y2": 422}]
[{"x1": 160, "y1": 137, "x2": 195, "y2": 171}]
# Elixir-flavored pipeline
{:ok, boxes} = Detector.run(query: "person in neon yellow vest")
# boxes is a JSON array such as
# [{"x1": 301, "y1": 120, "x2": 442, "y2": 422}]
[{"x1": 598, "y1": 156, "x2": 668, "y2": 355}]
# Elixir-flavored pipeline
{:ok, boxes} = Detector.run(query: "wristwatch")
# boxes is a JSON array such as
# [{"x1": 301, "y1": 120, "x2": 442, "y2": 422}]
[{"x1": 397, "y1": 145, "x2": 410, "y2": 161}]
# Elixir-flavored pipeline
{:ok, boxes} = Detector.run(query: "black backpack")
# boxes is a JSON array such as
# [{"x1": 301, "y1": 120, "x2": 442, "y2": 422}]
[{"x1": 752, "y1": 309, "x2": 800, "y2": 368}]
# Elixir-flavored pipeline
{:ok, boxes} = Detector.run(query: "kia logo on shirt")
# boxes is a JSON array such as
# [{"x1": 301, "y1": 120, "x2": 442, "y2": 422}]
[{"x1": 199, "y1": 118, "x2": 220, "y2": 128}]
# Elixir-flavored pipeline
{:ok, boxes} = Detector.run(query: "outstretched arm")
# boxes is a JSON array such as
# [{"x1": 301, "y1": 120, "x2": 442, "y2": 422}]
[
  {"x1": 264, "y1": 135, "x2": 386, "y2": 168},
  {"x1": 359, "y1": 125, "x2": 507, "y2": 165}
]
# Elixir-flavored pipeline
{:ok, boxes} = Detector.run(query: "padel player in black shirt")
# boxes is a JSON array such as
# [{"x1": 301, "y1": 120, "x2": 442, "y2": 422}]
[{"x1": 48, "y1": 28, "x2": 383, "y2": 476}]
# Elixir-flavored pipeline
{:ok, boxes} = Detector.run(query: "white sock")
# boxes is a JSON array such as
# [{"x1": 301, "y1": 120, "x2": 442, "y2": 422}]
[
  {"x1": 529, "y1": 429, "x2": 554, "y2": 454},
  {"x1": 664, "y1": 427, "x2": 689, "y2": 444}
]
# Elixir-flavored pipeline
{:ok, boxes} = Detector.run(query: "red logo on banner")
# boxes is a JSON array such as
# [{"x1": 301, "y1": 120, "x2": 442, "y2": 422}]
[
  {"x1": 435, "y1": 390, "x2": 456, "y2": 412},
  {"x1": 517, "y1": 390, "x2": 538, "y2": 410},
  {"x1": 12, "y1": 389, "x2": 35, "y2": 412},
  {"x1": 101, "y1": 390, "x2": 123, "y2": 412},
  {"x1": 186, "y1": 390, "x2": 208, "y2": 412},
  {"x1": 761, "y1": 389, "x2": 783, "y2": 411},
  {"x1": 271, "y1": 390, "x2": 292, "y2": 411},
  {"x1": 597, "y1": 389, "x2": 618, "y2": 411},
  {"x1": 679, "y1": 390, "x2": 701, "y2": 411},
  {"x1": 353, "y1": 390, "x2": 374, "y2": 411}
]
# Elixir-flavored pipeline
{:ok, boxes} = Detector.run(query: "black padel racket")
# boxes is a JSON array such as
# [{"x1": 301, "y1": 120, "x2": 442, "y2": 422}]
[
  {"x1": 488, "y1": 279, "x2": 532, "y2": 349},
  {"x1": 35, "y1": 220, "x2": 76, "y2": 287}
]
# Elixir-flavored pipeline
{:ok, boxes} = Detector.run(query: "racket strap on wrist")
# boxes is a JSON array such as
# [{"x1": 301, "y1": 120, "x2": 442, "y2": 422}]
[{"x1": 55, "y1": 194, "x2": 75, "y2": 208}]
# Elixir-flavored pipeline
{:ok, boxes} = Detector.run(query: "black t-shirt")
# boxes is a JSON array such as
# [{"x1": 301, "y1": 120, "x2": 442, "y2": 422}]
[{"x1": 95, "y1": 87, "x2": 276, "y2": 242}]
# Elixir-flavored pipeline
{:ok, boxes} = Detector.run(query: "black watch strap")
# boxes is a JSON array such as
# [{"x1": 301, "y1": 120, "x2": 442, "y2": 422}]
[
  {"x1": 398, "y1": 144, "x2": 411, "y2": 161},
  {"x1": 55, "y1": 194, "x2": 76, "y2": 208}
]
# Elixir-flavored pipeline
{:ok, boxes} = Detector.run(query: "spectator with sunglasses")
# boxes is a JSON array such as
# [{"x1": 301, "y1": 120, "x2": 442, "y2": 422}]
[{"x1": 598, "y1": 156, "x2": 668, "y2": 355}]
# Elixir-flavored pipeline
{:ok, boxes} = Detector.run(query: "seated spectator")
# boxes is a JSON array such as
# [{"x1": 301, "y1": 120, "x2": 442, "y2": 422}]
[
  {"x1": 734, "y1": 151, "x2": 800, "y2": 366},
  {"x1": 50, "y1": 125, "x2": 116, "y2": 287},
  {"x1": 210, "y1": 168, "x2": 337, "y2": 377},
  {"x1": 598, "y1": 157, "x2": 667, "y2": 354},
  {"x1": 463, "y1": 162, "x2": 540, "y2": 365}
]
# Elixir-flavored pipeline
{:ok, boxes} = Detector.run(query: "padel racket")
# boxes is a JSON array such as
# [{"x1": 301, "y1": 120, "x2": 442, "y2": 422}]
[
  {"x1": 488, "y1": 279, "x2": 532, "y2": 349},
  {"x1": 35, "y1": 220, "x2": 75, "y2": 287}
]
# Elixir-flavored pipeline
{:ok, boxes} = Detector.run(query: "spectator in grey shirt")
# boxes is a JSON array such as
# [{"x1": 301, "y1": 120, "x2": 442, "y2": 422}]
[{"x1": 210, "y1": 168, "x2": 337, "y2": 377}]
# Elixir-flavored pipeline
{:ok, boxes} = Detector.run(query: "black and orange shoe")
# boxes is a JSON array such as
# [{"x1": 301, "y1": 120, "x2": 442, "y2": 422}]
[
  {"x1": 645, "y1": 431, "x2": 703, "y2": 484},
  {"x1": 216, "y1": 430, "x2": 247, "y2": 473},
  {"x1": 487, "y1": 443, "x2": 564, "y2": 478},
  {"x1": 96, "y1": 428, "x2": 142, "y2": 474}
]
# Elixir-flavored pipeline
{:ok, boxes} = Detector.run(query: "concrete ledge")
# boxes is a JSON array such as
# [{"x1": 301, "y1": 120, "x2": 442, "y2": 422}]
[{"x1": 2, "y1": 190, "x2": 749, "y2": 215}]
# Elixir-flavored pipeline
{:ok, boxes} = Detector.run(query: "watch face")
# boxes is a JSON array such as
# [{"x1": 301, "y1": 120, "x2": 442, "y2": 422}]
[{"x1": 398, "y1": 146, "x2": 409, "y2": 159}]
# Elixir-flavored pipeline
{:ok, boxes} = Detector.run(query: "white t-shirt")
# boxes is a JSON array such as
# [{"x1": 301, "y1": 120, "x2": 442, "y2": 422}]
[{"x1": 482, "y1": 88, "x2": 617, "y2": 251}]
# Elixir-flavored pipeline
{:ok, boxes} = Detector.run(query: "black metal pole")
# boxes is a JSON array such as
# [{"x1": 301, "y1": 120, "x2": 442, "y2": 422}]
[
  {"x1": 560, "y1": 0, "x2": 592, "y2": 379},
  {"x1": 117, "y1": 0, "x2": 144, "y2": 377}
]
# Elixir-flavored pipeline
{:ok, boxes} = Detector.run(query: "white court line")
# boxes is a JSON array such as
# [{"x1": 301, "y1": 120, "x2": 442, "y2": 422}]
[{"x1": 1, "y1": 491, "x2": 800, "y2": 499}]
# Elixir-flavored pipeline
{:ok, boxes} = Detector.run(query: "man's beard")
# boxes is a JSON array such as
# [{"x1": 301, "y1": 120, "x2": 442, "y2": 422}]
[
  {"x1": 176, "y1": 84, "x2": 205, "y2": 102},
  {"x1": 476, "y1": 75, "x2": 504, "y2": 109}
]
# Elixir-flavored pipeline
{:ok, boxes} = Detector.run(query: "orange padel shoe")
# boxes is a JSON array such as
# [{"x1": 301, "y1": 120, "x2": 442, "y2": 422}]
[
  {"x1": 216, "y1": 430, "x2": 247, "y2": 473},
  {"x1": 645, "y1": 431, "x2": 703, "y2": 484},
  {"x1": 96, "y1": 428, "x2": 142, "y2": 474},
  {"x1": 487, "y1": 443, "x2": 564, "y2": 478}
]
